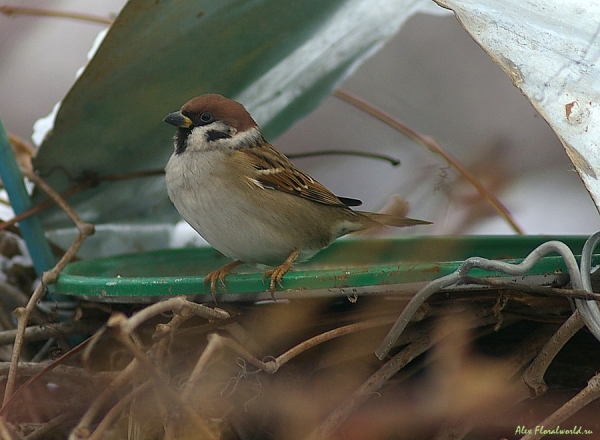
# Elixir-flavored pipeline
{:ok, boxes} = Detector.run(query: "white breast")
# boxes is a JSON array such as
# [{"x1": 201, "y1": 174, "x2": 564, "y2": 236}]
[{"x1": 165, "y1": 150, "x2": 324, "y2": 265}]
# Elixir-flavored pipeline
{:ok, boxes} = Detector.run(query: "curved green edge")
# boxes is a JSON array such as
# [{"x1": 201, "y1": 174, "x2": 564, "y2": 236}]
[{"x1": 50, "y1": 236, "x2": 594, "y2": 301}]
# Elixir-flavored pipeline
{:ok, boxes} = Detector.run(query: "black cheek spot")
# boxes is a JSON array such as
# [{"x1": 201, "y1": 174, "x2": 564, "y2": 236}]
[
  {"x1": 175, "y1": 129, "x2": 190, "y2": 154},
  {"x1": 206, "y1": 130, "x2": 232, "y2": 142}
]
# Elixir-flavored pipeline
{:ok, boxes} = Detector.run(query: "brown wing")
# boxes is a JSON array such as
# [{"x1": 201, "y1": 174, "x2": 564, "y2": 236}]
[{"x1": 241, "y1": 142, "x2": 349, "y2": 208}]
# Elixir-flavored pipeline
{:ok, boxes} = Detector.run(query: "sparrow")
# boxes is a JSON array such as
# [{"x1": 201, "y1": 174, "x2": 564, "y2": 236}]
[{"x1": 163, "y1": 94, "x2": 431, "y2": 299}]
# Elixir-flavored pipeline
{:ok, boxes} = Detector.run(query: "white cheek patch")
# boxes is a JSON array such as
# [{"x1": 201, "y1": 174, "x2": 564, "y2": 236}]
[
  {"x1": 185, "y1": 121, "x2": 232, "y2": 152},
  {"x1": 226, "y1": 127, "x2": 261, "y2": 149},
  {"x1": 187, "y1": 127, "x2": 211, "y2": 151},
  {"x1": 188, "y1": 124, "x2": 261, "y2": 152}
]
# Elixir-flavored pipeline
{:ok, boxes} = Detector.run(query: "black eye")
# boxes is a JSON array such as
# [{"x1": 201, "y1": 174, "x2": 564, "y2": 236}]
[{"x1": 200, "y1": 112, "x2": 212, "y2": 123}]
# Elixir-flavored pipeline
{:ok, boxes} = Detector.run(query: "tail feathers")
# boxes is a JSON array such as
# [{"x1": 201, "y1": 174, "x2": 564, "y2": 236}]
[{"x1": 359, "y1": 211, "x2": 432, "y2": 228}]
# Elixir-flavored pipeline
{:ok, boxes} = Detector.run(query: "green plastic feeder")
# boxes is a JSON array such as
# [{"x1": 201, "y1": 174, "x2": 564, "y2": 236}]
[{"x1": 50, "y1": 236, "x2": 596, "y2": 303}]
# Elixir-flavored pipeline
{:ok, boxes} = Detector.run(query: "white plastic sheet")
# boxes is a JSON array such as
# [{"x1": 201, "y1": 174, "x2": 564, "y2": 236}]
[{"x1": 436, "y1": 0, "x2": 600, "y2": 214}]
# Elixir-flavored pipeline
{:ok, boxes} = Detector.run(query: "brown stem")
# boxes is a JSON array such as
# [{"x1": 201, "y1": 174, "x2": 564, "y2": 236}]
[
  {"x1": 0, "y1": 181, "x2": 91, "y2": 231},
  {"x1": 71, "y1": 358, "x2": 140, "y2": 437},
  {"x1": 520, "y1": 373, "x2": 600, "y2": 440},
  {"x1": 0, "y1": 5, "x2": 113, "y2": 25},
  {"x1": 0, "y1": 169, "x2": 164, "y2": 231},
  {"x1": 519, "y1": 311, "x2": 584, "y2": 398},
  {"x1": 1, "y1": 170, "x2": 94, "y2": 407},
  {"x1": 307, "y1": 336, "x2": 432, "y2": 440},
  {"x1": 333, "y1": 88, "x2": 524, "y2": 234}
]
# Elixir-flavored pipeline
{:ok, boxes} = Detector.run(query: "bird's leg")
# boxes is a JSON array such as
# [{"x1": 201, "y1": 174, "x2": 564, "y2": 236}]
[
  {"x1": 204, "y1": 260, "x2": 243, "y2": 303},
  {"x1": 263, "y1": 249, "x2": 300, "y2": 295}
]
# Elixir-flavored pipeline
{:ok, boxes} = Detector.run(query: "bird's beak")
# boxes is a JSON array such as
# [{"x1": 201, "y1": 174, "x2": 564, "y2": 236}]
[{"x1": 163, "y1": 111, "x2": 193, "y2": 129}]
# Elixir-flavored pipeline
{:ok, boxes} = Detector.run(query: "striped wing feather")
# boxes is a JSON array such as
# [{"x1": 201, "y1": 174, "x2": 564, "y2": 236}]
[{"x1": 241, "y1": 143, "x2": 349, "y2": 208}]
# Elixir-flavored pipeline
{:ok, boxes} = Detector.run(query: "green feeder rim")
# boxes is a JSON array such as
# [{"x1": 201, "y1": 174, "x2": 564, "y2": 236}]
[{"x1": 50, "y1": 235, "x2": 597, "y2": 303}]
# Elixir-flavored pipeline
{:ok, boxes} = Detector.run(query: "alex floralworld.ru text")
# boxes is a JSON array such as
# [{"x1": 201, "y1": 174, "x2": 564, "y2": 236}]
[{"x1": 515, "y1": 425, "x2": 591, "y2": 436}]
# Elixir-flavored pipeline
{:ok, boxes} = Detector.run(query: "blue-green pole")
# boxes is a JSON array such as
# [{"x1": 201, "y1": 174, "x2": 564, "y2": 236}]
[{"x1": 0, "y1": 119, "x2": 55, "y2": 274}]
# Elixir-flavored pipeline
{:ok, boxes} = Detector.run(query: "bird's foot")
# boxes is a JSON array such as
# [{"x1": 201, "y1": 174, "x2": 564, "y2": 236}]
[
  {"x1": 204, "y1": 260, "x2": 243, "y2": 303},
  {"x1": 263, "y1": 249, "x2": 300, "y2": 296}
]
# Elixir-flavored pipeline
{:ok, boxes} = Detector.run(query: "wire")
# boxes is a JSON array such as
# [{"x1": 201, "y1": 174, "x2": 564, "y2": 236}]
[{"x1": 375, "y1": 238, "x2": 600, "y2": 360}]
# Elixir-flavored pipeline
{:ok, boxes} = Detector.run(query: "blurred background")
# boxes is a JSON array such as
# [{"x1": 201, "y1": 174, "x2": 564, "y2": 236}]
[
  {"x1": 1, "y1": 5, "x2": 599, "y2": 438},
  {"x1": 0, "y1": 0, "x2": 597, "y2": 246}
]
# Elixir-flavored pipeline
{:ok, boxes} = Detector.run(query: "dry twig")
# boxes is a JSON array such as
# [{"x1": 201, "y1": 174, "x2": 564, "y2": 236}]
[
  {"x1": 334, "y1": 88, "x2": 524, "y2": 234},
  {"x1": 2, "y1": 170, "x2": 94, "y2": 407},
  {"x1": 0, "y1": 5, "x2": 113, "y2": 25},
  {"x1": 521, "y1": 373, "x2": 600, "y2": 440}
]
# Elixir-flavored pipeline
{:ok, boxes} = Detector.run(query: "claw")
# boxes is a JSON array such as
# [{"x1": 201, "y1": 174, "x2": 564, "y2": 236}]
[
  {"x1": 204, "y1": 260, "x2": 243, "y2": 303},
  {"x1": 263, "y1": 249, "x2": 300, "y2": 297}
]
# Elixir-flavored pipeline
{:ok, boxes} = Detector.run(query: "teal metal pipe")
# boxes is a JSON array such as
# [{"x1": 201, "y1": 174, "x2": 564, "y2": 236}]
[{"x1": 0, "y1": 119, "x2": 55, "y2": 274}]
